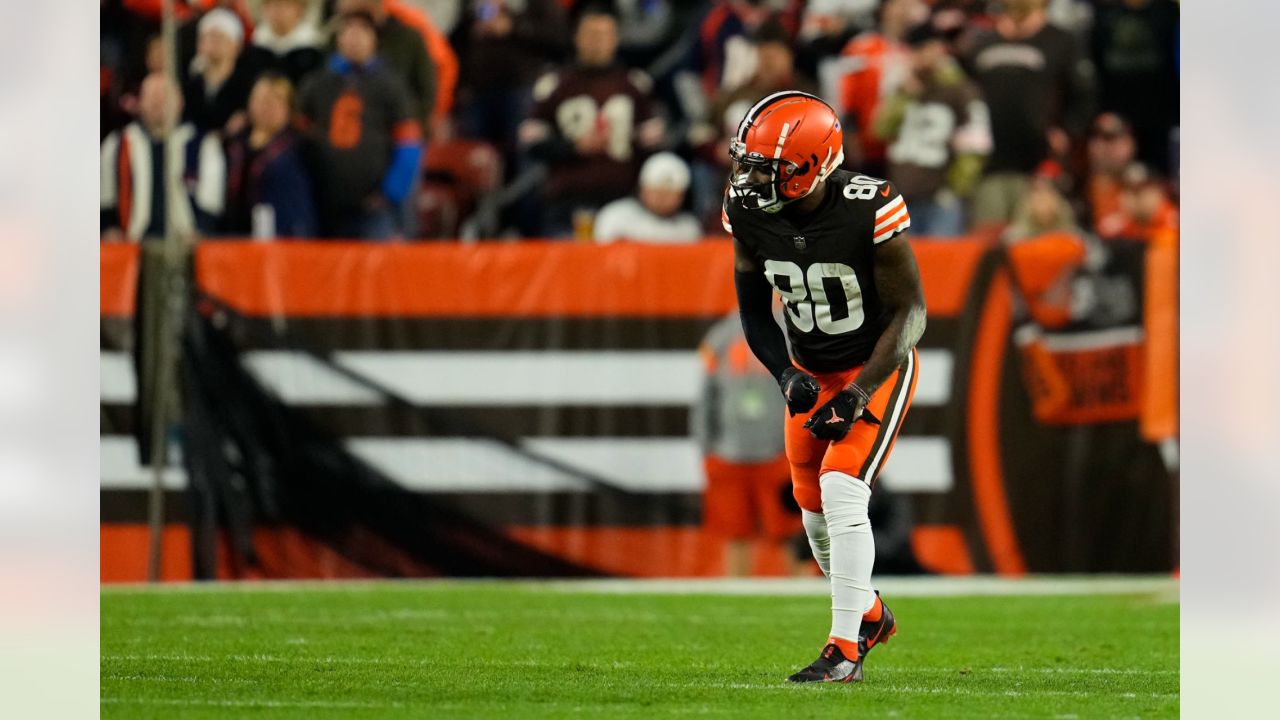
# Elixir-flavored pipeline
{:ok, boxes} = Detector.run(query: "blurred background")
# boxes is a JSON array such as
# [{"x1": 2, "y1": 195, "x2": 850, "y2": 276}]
[{"x1": 98, "y1": 0, "x2": 1180, "y2": 582}]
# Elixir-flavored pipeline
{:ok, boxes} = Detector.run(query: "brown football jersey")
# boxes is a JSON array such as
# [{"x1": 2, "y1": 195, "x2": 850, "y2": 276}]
[
  {"x1": 528, "y1": 63, "x2": 657, "y2": 202},
  {"x1": 724, "y1": 168, "x2": 912, "y2": 373}
]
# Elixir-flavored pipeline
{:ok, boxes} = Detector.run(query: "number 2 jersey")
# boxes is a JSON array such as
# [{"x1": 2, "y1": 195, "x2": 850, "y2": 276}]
[{"x1": 723, "y1": 168, "x2": 912, "y2": 374}]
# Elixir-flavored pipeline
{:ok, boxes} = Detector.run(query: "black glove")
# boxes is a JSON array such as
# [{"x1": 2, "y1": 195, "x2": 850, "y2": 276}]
[
  {"x1": 803, "y1": 384, "x2": 881, "y2": 441},
  {"x1": 779, "y1": 367, "x2": 820, "y2": 417}
]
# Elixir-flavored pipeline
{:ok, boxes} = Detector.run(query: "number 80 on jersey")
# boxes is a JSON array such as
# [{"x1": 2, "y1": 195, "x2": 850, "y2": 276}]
[{"x1": 763, "y1": 260, "x2": 865, "y2": 335}]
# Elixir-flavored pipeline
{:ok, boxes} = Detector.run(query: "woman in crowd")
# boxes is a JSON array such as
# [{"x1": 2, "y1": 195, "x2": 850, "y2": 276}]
[{"x1": 221, "y1": 73, "x2": 318, "y2": 238}]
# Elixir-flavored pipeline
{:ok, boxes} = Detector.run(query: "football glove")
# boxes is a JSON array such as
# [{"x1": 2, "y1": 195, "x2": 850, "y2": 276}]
[
  {"x1": 779, "y1": 367, "x2": 820, "y2": 417},
  {"x1": 803, "y1": 384, "x2": 881, "y2": 441}
]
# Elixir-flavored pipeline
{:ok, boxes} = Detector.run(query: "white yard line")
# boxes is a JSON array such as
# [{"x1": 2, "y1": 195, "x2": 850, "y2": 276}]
[
  {"x1": 668, "y1": 683, "x2": 1179, "y2": 700},
  {"x1": 101, "y1": 697, "x2": 405, "y2": 709},
  {"x1": 101, "y1": 686, "x2": 1177, "y2": 707},
  {"x1": 537, "y1": 576, "x2": 1179, "y2": 598},
  {"x1": 102, "y1": 575, "x2": 1179, "y2": 599},
  {"x1": 101, "y1": 653, "x2": 1173, "y2": 676}
]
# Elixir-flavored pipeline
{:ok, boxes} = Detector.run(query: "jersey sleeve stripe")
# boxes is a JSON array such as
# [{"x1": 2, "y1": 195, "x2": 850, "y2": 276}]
[
  {"x1": 873, "y1": 216, "x2": 911, "y2": 243},
  {"x1": 721, "y1": 207, "x2": 733, "y2": 233},
  {"x1": 874, "y1": 195, "x2": 905, "y2": 219},
  {"x1": 874, "y1": 204, "x2": 909, "y2": 233}
]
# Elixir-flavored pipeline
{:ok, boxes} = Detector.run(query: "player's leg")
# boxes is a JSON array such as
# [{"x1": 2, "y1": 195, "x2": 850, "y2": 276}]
[
  {"x1": 787, "y1": 349, "x2": 919, "y2": 683},
  {"x1": 783, "y1": 409, "x2": 830, "y2": 576}
]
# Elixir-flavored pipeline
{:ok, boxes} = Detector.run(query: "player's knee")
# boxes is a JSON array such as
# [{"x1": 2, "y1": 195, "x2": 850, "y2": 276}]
[
  {"x1": 819, "y1": 471, "x2": 870, "y2": 530},
  {"x1": 793, "y1": 484, "x2": 823, "y2": 514}
]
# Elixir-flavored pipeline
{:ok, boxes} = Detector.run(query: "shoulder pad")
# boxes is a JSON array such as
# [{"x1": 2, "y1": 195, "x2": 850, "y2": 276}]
[{"x1": 835, "y1": 172, "x2": 892, "y2": 202}]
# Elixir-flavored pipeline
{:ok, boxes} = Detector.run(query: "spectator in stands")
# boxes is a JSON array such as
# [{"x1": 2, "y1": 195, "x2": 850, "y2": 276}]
[
  {"x1": 873, "y1": 21, "x2": 990, "y2": 237},
  {"x1": 335, "y1": 0, "x2": 439, "y2": 238},
  {"x1": 693, "y1": 311, "x2": 801, "y2": 577},
  {"x1": 962, "y1": 0, "x2": 1094, "y2": 229},
  {"x1": 451, "y1": 0, "x2": 569, "y2": 160},
  {"x1": 1096, "y1": 164, "x2": 1177, "y2": 244},
  {"x1": 689, "y1": 20, "x2": 816, "y2": 227},
  {"x1": 399, "y1": 0, "x2": 461, "y2": 35},
  {"x1": 335, "y1": 0, "x2": 437, "y2": 127},
  {"x1": 298, "y1": 10, "x2": 422, "y2": 239},
  {"x1": 1003, "y1": 170, "x2": 1080, "y2": 245},
  {"x1": 112, "y1": 34, "x2": 167, "y2": 131},
  {"x1": 1090, "y1": 0, "x2": 1179, "y2": 173},
  {"x1": 222, "y1": 73, "x2": 318, "y2": 238},
  {"x1": 118, "y1": 1, "x2": 255, "y2": 84},
  {"x1": 101, "y1": 73, "x2": 226, "y2": 240},
  {"x1": 593, "y1": 153, "x2": 701, "y2": 244},
  {"x1": 613, "y1": 0, "x2": 683, "y2": 69},
  {"x1": 1084, "y1": 111, "x2": 1136, "y2": 235},
  {"x1": 696, "y1": 0, "x2": 798, "y2": 100},
  {"x1": 245, "y1": 0, "x2": 326, "y2": 87},
  {"x1": 518, "y1": 5, "x2": 664, "y2": 238},
  {"x1": 183, "y1": 2, "x2": 256, "y2": 75},
  {"x1": 385, "y1": 0, "x2": 459, "y2": 138},
  {"x1": 795, "y1": 0, "x2": 877, "y2": 80},
  {"x1": 837, "y1": 0, "x2": 923, "y2": 177},
  {"x1": 183, "y1": 8, "x2": 257, "y2": 134}
]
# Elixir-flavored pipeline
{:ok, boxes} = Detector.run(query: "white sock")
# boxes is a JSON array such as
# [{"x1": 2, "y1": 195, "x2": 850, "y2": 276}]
[
  {"x1": 801, "y1": 509, "x2": 831, "y2": 577},
  {"x1": 820, "y1": 471, "x2": 876, "y2": 642}
]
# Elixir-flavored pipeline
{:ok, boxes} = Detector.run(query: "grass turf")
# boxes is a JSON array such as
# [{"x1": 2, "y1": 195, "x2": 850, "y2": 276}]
[{"x1": 101, "y1": 581, "x2": 1178, "y2": 719}]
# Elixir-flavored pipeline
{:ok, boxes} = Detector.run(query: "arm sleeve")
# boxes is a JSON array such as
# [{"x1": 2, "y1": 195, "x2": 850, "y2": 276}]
[
  {"x1": 101, "y1": 132, "x2": 120, "y2": 231},
  {"x1": 380, "y1": 77, "x2": 424, "y2": 204},
  {"x1": 194, "y1": 134, "x2": 226, "y2": 217},
  {"x1": 734, "y1": 268, "x2": 791, "y2": 382},
  {"x1": 872, "y1": 185, "x2": 912, "y2": 244}
]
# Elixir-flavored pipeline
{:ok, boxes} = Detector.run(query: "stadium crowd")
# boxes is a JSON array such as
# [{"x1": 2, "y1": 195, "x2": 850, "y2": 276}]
[{"x1": 100, "y1": 0, "x2": 1179, "y2": 244}]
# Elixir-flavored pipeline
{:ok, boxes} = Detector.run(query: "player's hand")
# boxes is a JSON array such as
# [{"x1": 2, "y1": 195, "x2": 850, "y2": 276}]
[
  {"x1": 779, "y1": 367, "x2": 820, "y2": 417},
  {"x1": 803, "y1": 384, "x2": 880, "y2": 441}
]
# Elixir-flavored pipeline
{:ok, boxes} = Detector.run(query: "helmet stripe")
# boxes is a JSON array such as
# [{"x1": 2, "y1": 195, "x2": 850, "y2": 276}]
[
  {"x1": 773, "y1": 122, "x2": 791, "y2": 159},
  {"x1": 735, "y1": 90, "x2": 825, "y2": 142}
]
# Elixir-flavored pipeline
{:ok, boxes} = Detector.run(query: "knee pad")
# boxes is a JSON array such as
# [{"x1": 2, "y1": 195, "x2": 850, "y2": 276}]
[
  {"x1": 819, "y1": 471, "x2": 871, "y2": 535},
  {"x1": 801, "y1": 509, "x2": 828, "y2": 542}
]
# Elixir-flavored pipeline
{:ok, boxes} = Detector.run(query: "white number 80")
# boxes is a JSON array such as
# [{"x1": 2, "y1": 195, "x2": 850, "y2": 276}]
[
  {"x1": 762, "y1": 260, "x2": 865, "y2": 335},
  {"x1": 842, "y1": 174, "x2": 886, "y2": 200}
]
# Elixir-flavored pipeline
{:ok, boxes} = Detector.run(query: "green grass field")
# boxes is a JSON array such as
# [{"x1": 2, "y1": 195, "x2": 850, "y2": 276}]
[{"x1": 101, "y1": 579, "x2": 1178, "y2": 719}]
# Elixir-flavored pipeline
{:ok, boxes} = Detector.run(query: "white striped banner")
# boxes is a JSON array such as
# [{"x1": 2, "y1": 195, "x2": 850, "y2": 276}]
[{"x1": 100, "y1": 349, "x2": 954, "y2": 408}]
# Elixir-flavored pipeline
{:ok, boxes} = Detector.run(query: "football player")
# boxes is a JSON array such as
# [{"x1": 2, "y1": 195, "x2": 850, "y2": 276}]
[{"x1": 723, "y1": 91, "x2": 927, "y2": 683}]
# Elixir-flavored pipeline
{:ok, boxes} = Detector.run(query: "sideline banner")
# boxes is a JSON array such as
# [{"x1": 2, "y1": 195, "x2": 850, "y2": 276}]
[{"x1": 99, "y1": 238, "x2": 1173, "y2": 580}]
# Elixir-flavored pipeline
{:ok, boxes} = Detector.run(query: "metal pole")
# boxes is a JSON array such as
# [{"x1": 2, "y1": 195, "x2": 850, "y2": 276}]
[{"x1": 145, "y1": 0, "x2": 182, "y2": 582}]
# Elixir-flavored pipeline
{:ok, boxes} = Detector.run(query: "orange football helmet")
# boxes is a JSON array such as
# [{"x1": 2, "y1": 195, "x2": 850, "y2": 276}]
[{"x1": 728, "y1": 91, "x2": 845, "y2": 213}]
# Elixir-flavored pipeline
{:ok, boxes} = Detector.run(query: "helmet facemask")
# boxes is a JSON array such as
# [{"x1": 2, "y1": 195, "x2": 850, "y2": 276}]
[{"x1": 728, "y1": 139, "x2": 794, "y2": 213}]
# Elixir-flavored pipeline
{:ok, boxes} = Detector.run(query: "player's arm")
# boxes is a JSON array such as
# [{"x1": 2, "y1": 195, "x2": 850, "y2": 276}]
[
  {"x1": 733, "y1": 236, "x2": 819, "y2": 415},
  {"x1": 852, "y1": 234, "x2": 927, "y2": 396},
  {"x1": 805, "y1": 234, "x2": 926, "y2": 440}
]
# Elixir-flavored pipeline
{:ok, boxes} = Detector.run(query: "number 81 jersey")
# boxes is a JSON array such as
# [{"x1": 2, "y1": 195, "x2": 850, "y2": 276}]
[{"x1": 723, "y1": 168, "x2": 911, "y2": 374}]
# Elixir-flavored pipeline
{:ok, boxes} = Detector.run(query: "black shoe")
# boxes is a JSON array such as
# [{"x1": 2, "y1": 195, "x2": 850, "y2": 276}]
[
  {"x1": 786, "y1": 643, "x2": 863, "y2": 683},
  {"x1": 860, "y1": 591, "x2": 897, "y2": 658},
  {"x1": 786, "y1": 594, "x2": 897, "y2": 685}
]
